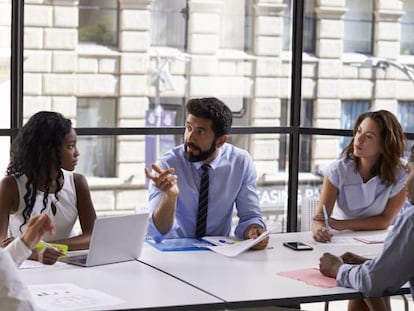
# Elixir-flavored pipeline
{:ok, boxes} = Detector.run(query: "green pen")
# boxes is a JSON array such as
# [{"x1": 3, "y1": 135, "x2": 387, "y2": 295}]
[{"x1": 35, "y1": 240, "x2": 68, "y2": 254}]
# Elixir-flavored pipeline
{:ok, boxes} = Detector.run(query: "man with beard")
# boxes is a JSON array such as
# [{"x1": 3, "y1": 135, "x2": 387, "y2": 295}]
[{"x1": 145, "y1": 97, "x2": 268, "y2": 250}]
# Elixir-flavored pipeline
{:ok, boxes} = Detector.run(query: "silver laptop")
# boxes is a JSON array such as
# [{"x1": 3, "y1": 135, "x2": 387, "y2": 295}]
[{"x1": 59, "y1": 213, "x2": 149, "y2": 267}]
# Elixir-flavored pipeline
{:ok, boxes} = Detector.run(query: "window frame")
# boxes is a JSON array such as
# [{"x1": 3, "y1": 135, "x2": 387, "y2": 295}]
[{"x1": 7, "y1": 0, "x2": 414, "y2": 234}]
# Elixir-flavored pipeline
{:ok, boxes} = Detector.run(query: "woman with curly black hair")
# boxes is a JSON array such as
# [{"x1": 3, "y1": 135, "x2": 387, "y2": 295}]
[{"x1": 0, "y1": 111, "x2": 96, "y2": 264}]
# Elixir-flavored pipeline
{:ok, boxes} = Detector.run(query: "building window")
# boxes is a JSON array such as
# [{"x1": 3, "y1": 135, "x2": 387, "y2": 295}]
[
  {"x1": 220, "y1": 0, "x2": 252, "y2": 51},
  {"x1": 78, "y1": 0, "x2": 118, "y2": 46},
  {"x1": 398, "y1": 101, "x2": 414, "y2": 132},
  {"x1": 343, "y1": 0, "x2": 373, "y2": 54},
  {"x1": 401, "y1": 0, "x2": 414, "y2": 55},
  {"x1": 150, "y1": 0, "x2": 187, "y2": 49},
  {"x1": 76, "y1": 98, "x2": 117, "y2": 177},
  {"x1": 340, "y1": 100, "x2": 370, "y2": 150},
  {"x1": 283, "y1": 0, "x2": 316, "y2": 53},
  {"x1": 398, "y1": 101, "x2": 414, "y2": 156}
]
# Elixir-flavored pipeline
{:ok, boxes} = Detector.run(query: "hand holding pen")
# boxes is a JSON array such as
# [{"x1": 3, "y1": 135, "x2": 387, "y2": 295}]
[
  {"x1": 20, "y1": 214, "x2": 64, "y2": 265},
  {"x1": 34, "y1": 238, "x2": 66, "y2": 265},
  {"x1": 312, "y1": 204, "x2": 333, "y2": 243},
  {"x1": 35, "y1": 245, "x2": 64, "y2": 265}
]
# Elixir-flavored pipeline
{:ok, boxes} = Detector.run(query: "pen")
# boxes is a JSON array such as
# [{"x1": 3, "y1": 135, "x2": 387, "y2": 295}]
[
  {"x1": 38, "y1": 240, "x2": 62, "y2": 253},
  {"x1": 322, "y1": 204, "x2": 331, "y2": 231},
  {"x1": 218, "y1": 239, "x2": 235, "y2": 245},
  {"x1": 36, "y1": 241, "x2": 68, "y2": 254},
  {"x1": 39, "y1": 240, "x2": 56, "y2": 249}
]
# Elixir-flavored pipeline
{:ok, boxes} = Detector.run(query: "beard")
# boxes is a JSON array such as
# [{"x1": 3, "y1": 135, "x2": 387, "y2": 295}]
[{"x1": 184, "y1": 141, "x2": 216, "y2": 162}]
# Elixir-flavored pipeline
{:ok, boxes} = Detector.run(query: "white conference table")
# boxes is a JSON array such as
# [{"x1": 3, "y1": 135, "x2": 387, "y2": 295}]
[
  {"x1": 139, "y1": 230, "x2": 410, "y2": 309},
  {"x1": 20, "y1": 260, "x2": 224, "y2": 311}
]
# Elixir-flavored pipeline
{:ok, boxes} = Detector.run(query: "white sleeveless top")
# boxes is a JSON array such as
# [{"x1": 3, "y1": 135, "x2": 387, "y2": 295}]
[{"x1": 9, "y1": 170, "x2": 79, "y2": 241}]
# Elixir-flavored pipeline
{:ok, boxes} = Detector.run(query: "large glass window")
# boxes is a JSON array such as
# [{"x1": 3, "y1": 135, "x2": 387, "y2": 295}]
[
  {"x1": 0, "y1": 0, "x2": 10, "y2": 129},
  {"x1": 145, "y1": 97, "x2": 184, "y2": 171},
  {"x1": 251, "y1": 133, "x2": 289, "y2": 233},
  {"x1": 2, "y1": 0, "x2": 411, "y2": 231},
  {"x1": 343, "y1": 0, "x2": 373, "y2": 53},
  {"x1": 79, "y1": 0, "x2": 118, "y2": 46},
  {"x1": 298, "y1": 134, "x2": 342, "y2": 227},
  {"x1": 0, "y1": 0, "x2": 11, "y2": 170},
  {"x1": 77, "y1": 98, "x2": 117, "y2": 177}
]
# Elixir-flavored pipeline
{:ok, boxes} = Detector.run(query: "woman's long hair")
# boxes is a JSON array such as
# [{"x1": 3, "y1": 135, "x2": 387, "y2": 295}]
[
  {"x1": 7, "y1": 111, "x2": 72, "y2": 231},
  {"x1": 342, "y1": 110, "x2": 406, "y2": 186}
]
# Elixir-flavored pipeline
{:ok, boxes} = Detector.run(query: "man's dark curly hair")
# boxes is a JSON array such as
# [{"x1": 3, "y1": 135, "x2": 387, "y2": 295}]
[
  {"x1": 186, "y1": 97, "x2": 233, "y2": 138},
  {"x1": 7, "y1": 111, "x2": 72, "y2": 232}
]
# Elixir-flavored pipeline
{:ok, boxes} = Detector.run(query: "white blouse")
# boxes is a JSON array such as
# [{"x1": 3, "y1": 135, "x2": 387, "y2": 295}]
[
  {"x1": 9, "y1": 170, "x2": 79, "y2": 241},
  {"x1": 323, "y1": 157, "x2": 406, "y2": 219}
]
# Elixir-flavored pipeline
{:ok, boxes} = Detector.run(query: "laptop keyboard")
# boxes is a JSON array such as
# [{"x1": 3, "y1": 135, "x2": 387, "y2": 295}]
[{"x1": 67, "y1": 254, "x2": 88, "y2": 264}]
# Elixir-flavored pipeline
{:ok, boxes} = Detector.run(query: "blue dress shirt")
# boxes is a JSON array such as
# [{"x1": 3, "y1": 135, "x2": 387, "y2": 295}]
[
  {"x1": 147, "y1": 143, "x2": 266, "y2": 242},
  {"x1": 337, "y1": 207, "x2": 414, "y2": 298}
]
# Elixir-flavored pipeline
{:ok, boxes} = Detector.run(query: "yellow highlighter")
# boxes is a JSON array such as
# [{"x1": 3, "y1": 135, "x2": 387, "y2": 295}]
[{"x1": 35, "y1": 240, "x2": 68, "y2": 255}]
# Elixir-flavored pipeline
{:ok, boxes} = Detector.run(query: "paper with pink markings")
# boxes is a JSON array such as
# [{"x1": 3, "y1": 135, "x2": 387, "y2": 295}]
[{"x1": 277, "y1": 268, "x2": 337, "y2": 288}]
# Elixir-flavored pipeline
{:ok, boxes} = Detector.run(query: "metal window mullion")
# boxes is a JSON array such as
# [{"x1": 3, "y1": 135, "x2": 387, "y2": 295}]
[
  {"x1": 10, "y1": 0, "x2": 24, "y2": 135},
  {"x1": 287, "y1": 0, "x2": 304, "y2": 233}
]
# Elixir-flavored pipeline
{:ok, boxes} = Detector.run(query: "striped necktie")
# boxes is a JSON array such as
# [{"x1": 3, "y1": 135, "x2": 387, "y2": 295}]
[{"x1": 196, "y1": 164, "x2": 210, "y2": 238}]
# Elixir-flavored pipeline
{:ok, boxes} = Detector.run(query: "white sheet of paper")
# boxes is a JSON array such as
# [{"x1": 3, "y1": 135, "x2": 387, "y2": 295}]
[
  {"x1": 353, "y1": 232, "x2": 388, "y2": 244},
  {"x1": 205, "y1": 230, "x2": 271, "y2": 257},
  {"x1": 201, "y1": 236, "x2": 241, "y2": 246},
  {"x1": 312, "y1": 236, "x2": 370, "y2": 245},
  {"x1": 29, "y1": 283, "x2": 125, "y2": 311},
  {"x1": 19, "y1": 260, "x2": 67, "y2": 269}
]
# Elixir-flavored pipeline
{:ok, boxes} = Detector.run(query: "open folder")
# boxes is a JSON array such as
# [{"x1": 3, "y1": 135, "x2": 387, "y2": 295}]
[
  {"x1": 146, "y1": 230, "x2": 271, "y2": 255},
  {"x1": 202, "y1": 230, "x2": 271, "y2": 257}
]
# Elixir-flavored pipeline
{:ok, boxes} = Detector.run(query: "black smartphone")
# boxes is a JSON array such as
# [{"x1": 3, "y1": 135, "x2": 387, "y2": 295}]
[{"x1": 283, "y1": 241, "x2": 313, "y2": 251}]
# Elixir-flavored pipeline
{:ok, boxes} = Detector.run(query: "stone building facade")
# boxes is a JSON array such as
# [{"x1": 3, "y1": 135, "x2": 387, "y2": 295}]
[{"x1": 1, "y1": 0, "x2": 413, "y2": 230}]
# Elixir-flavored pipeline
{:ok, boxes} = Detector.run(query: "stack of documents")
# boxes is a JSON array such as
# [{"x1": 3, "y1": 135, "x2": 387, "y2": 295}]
[
  {"x1": 145, "y1": 238, "x2": 212, "y2": 251},
  {"x1": 202, "y1": 230, "x2": 271, "y2": 257},
  {"x1": 146, "y1": 230, "x2": 271, "y2": 257}
]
